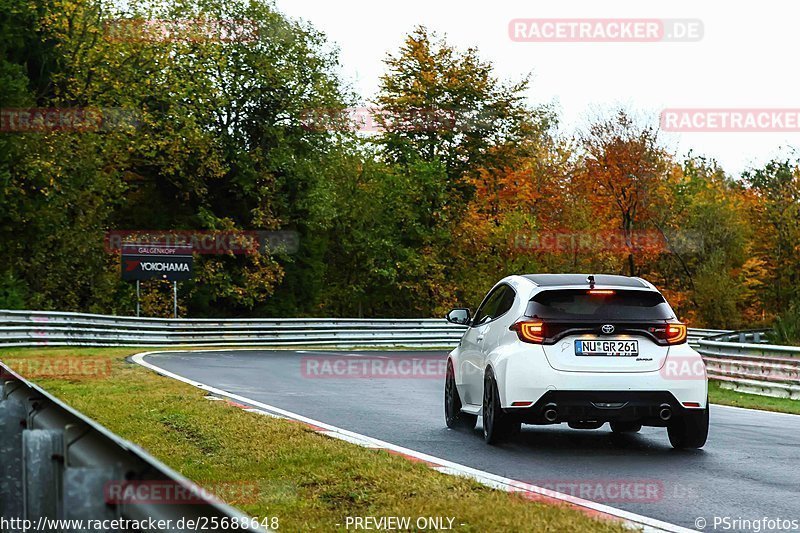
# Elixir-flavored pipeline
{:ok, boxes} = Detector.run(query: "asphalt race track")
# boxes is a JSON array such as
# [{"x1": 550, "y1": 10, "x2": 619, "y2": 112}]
[{"x1": 142, "y1": 349, "x2": 800, "y2": 531}]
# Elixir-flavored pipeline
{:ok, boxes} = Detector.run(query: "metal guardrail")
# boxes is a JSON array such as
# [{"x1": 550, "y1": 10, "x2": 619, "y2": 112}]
[
  {"x1": 0, "y1": 310, "x2": 724, "y2": 349},
  {"x1": 686, "y1": 328, "x2": 730, "y2": 347},
  {"x1": 697, "y1": 330, "x2": 800, "y2": 400},
  {"x1": 7, "y1": 309, "x2": 796, "y2": 399},
  {"x1": 0, "y1": 310, "x2": 467, "y2": 348},
  {"x1": 0, "y1": 361, "x2": 266, "y2": 532}
]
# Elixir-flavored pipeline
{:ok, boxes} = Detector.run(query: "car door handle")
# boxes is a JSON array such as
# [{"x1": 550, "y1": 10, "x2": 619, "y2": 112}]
[{"x1": 476, "y1": 334, "x2": 485, "y2": 342}]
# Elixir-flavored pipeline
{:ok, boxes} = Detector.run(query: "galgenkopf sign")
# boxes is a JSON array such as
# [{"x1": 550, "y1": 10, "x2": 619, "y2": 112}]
[{"x1": 121, "y1": 244, "x2": 193, "y2": 281}]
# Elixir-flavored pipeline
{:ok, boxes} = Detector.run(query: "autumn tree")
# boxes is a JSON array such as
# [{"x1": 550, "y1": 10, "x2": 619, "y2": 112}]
[
  {"x1": 375, "y1": 26, "x2": 546, "y2": 211},
  {"x1": 646, "y1": 156, "x2": 751, "y2": 327},
  {"x1": 367, "y1": 26, "x2": 551, "y2": 314},
  {"x1": 744, "y1": 158, "x2": 800, "y2": 315},
  {"x1": 579, "y1": 110, "x2": 670, "y2": 276}
]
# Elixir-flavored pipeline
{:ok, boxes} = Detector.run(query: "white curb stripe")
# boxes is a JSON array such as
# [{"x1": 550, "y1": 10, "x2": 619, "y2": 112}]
[{"x1": 131, "y1": 350, "x2": 695, "y2": 533}]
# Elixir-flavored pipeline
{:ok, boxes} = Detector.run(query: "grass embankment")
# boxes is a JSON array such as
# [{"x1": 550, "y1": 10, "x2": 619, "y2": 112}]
[
  {"x1": 0, "y1": 347, "x2": 626, "y2": 532},
  {"x1": 708, "y1": 380, "x2": 800, "y2": 415}
]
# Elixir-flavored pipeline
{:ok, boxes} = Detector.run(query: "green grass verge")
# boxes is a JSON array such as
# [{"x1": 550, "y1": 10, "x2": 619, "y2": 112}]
[
  {"x1": 709, "y1": 380, "x2": 800, "y2": 415},
  {"x1": 0, "y1": 347, "x2": 627, "y2": 532}
]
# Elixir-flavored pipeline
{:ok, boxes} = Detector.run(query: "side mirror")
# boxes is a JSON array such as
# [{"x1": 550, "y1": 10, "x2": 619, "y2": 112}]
[{"x1": 446, "y1": 308, "x2": 471, "y2": 325}]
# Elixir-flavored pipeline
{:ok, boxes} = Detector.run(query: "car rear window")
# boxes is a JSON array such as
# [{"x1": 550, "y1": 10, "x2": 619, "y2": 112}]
[{"x1": 525, "y1": 289, "x2": 675, "y2": 320}]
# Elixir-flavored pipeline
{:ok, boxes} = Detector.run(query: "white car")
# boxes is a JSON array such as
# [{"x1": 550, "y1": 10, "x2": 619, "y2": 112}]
[{"x1": 444, "y1": 274, "x2": 709, "y2": 449}]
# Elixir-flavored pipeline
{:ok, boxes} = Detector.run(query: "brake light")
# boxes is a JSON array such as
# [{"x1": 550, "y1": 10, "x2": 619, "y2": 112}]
[
  {"x1": 510, "y1": 320, "x2": 545, "y2": 343},
  {"x1": 588, "y1": 290, "x2": 615, "y2": 295},
  {"x1": 665, "y1": 323, "x2": 687, "y2": 344},
  {"x1": 650, "y1": 323, "x2": 687, "y2": 344}
]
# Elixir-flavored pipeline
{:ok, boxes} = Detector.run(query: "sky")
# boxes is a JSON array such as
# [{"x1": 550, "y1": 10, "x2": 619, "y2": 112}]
[{"x1": 272, "y1": 0, "x2": 800, "y2": 176}]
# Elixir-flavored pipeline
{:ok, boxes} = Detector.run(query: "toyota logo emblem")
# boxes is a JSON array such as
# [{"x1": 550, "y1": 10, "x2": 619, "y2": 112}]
[{"x1": 601, "y1": 324, "x2": 615, "y2": 334}]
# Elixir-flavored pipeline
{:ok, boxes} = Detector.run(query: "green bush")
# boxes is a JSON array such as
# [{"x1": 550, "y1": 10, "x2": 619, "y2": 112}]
[
  {"x1": 772, "y1": 303, "x2": 800, "y2": 346},
  {"x1": 0, "y1": 272, "x2": 27, "y2": 309}
]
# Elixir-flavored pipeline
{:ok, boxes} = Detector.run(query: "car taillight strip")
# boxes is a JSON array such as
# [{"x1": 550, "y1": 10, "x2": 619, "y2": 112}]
[
  {"x1": 665, "y1": 323, "x2": 687, "y2": 344},
  {"x1": 511, "y1": 320, "x2": 546, "y2": 344}
]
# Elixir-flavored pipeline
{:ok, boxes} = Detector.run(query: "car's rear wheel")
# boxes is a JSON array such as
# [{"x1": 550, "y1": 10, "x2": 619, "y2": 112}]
[
  {"x1": 482, "y1": 368, "x2": 519, "y2": 444},
  {"x1": 610, "y1": 421, "x2": 642, "y2": 433},
  {"x1": 667, "y1": 403, "x2": 709, "y2": 449},
  {"x1": 445, "y1": 362, "x2": 477, "y2": 430}
]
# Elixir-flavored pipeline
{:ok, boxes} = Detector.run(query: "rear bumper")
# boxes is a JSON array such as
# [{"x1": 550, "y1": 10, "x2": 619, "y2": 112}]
[
  {"x1": 489, "y1": 342, "x2": 708, "y2": 414},
  {"x1": 504, "y1": 390, "x2": 702, "y2": 426}
]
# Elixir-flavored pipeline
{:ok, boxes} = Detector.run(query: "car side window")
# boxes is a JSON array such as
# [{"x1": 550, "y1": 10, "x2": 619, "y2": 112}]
[
  {"x1": 472, "y1": 287, "x2": 503, "y2": 326},
  {"x1": 494, "y1": 285, "x2": 516, "y2": 319},
  {"x1": 472, "y1": 284, "x2": 516, "y2": 326}
]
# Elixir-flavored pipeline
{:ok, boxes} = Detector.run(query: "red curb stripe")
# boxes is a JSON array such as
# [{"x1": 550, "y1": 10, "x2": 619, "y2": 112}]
[
  {"x1": 385, "y1": 449, "x2": 441, "y2": 467},
  {"x1": 225, "y1": 400, "x2": 251, "y2": 409},
  {"x1": 510, "y1": 490, "x2": 622, "y2": 522}
]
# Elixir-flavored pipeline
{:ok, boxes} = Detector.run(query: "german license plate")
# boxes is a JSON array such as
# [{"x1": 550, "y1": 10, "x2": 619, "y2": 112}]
[{"x1": 575, "y1": 340, "x2": 639, "y2": 357}]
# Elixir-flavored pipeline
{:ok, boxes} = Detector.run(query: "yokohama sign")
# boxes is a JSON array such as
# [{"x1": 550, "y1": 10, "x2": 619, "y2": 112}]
[{"x1": 121, "y1": 244, "x2": 193, "y2": 281}]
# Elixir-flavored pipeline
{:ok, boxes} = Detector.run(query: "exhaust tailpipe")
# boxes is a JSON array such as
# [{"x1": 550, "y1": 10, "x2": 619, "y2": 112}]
[
  {"x1": 659, "y1": 404, "x2": 672, "y2": 421},
  {"x1": 543, "y1": 403, "x2": 558, "y2": 423}
]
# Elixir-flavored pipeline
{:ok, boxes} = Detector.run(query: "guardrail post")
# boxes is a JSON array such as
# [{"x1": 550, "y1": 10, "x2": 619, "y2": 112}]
[
  {"x1": 0, "y1": 383, "x2": 27, "y2": 526},
  {"x1": 22, "y1": 429, "x2": 63, "y2": 523},
  {"x1": 0, "y1": 362, "x2": 264, "y2": 533},
  {"x1": 62, "y1": 467, "x2": 119, "y2": 527}
]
